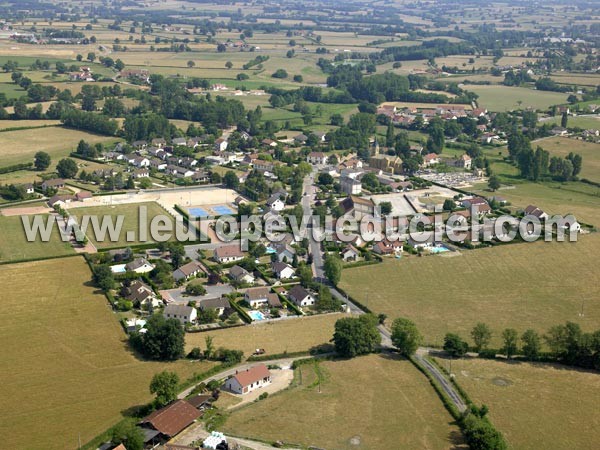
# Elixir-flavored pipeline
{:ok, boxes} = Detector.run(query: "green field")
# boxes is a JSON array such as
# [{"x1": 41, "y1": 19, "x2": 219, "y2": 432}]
[
  {"x1": 467, "y1": 85, "x2": 569, "y2": 112},
  {"x1": 536, "y1": 136, "x2": 600, "y2": 182},
  {"x1": 439, "y1": 358, "x2": 600, "y2": 450},
  {"x1": 340, "y1": 235, "x2": 600, "y2": 347},
  {"x1": 223, "y1": 354, "x2": 463, "y2": 449},
  {"x1": 0, "y1": 257, "x2": 213, "y2": 450},
  {"x1": 0, "y1": 214, "x2": 74, "y2": 262},
  {"x1": 70, "y1": 201, "x2": 175, "y2": 249},
  {"x1": 541, "y1": 116, "x2": 600, "y2": 131}
]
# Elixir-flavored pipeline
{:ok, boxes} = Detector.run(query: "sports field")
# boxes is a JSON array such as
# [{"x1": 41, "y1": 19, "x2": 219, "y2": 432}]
[
  {"x1": 223, "y1": 354, "x2": 464, "y2": 449},
  {"x1": 0, "y1": 214, "x2": 74, "y2": 262},
  {"x1": 186, "y1": 313, "x2": 348, "y2": 357},
  {"x1": 0, "y1": 257, "x2": 213, "y2": 450},
  {"x1": 340, "y1": 235, "x2": 600, "y2": 347},
  {"x1": 439, "y1": 358, "x2": 600, "y2": 450},
  {"x1": 0, "y1": 126, "x2": 119, "y2": 168},
  {"x1": 70, "y1": 201, "x2": 176, "y2": 249}
]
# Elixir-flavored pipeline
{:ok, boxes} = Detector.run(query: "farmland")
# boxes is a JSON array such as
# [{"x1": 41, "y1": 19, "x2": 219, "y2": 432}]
[
  {"x1": 438, "y1": 357, "x2": 600, "y2": 450},
  {"x1": 223, "y1": 354, "x2": 464, "y2": 449},
  {"x1": 0, "y1": 257, "x2": 213, "y2": 450},
  {"x1": 536, "y1": 136, "x2": 600, "y2": 182},
  {"x1": 0, "y1": 214, "x2": 74, "y2": 262},
  {"x1": 0, "y1": 126, "x2": 119, "y2": 168},
  {"x1": 185, "y1": 313, "x2": 348, "y2": 358},
  {"x1": 466, "y1": 85, "x2": 569, "y2": 111},
  {"x1": 70, "y1": 201, "x2": 175, "y2": 249},
  {"x1": 340, "y1": 235, "x2": 600, "y2": 347}
]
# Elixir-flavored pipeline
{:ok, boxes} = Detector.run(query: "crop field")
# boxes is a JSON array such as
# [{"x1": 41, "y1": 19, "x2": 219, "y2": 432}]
[
  {"x1": 186, "y1": 313, "x2": 349, "y2": 357},
  {"x1": 0, "y1": 119, "x2": 61, "y2": 130},
  {"x1": 0, "y1": 257, "x2": 213, "y2": 450},
  {"x1": 0, "y1": 214, "x2": 74, "y2": 262},
  {"x1": 466, "y1": 85, "x2": 569, "y2": 112},
  {"x1": 536, "y1": 136, "x2": 600, "y2": 182},
  {"x1": 0, "y1": 126, "x2": 119, "y2": 168},
  {"x1": 340, "y1": 235, "x2": 600, "y2": 347},
  {"x1": 542, "y1": 115, "x2": 600, "y2": 130},
  {"x1": 70, "y1": 201, "x2": 175, "y2": 249},
  {"x1": 439, "y1": 358, "x2": 600, "y2": 450},
  {"x1": 223, "y1": 354, "x2": 464, "y2": 449}
]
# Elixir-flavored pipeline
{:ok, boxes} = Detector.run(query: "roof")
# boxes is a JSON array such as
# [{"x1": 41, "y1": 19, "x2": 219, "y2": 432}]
[
  {"x1": 126, "y1": 258, "x2": 152, "y2": 271},
  {"x1": 42, "y1": 178, "x2": 65, "y2": 187},
  {"x1": 75, "y1": 191, "x2": 92, "y2": 200},
  {"x1": 245, "y1": 287, "x2": 270, "y2": 301},
  {"x1": 267, "y1": 293, "x2": 282, "y2": 308},
  {"x1": 141, "y1": 400, "x2": 201, "y2": 437},
  {"x1": 164, "y1": 304, "x2": 195, "y2": 317},
  {"x1": 229, "y1": 265, "x2": 250, "y2": 278},
  {"x1": 424, "y1": 153, "x2": 439, "y2": 161},
  {"x1": 272, "y1": 261, "x2": 292, "y2": 274},
  {"x1": 198, "y1": 297, "x2": 230, "y2": 310},
  {"x1": 214, "y1": 244, "x2": 244, "y2": 259},
  {"x1": 288, "y1": 285, "x2": 310, "y2": 302},
  {"x1": 175, "y1": 261, "x2": 204, "y2": 277},
  {"x1": 187, "y1": 394, "x2": 212, "y2": 409},
  {"x1": 230, "y1": 364, "x2": 271, "y2": 388}
]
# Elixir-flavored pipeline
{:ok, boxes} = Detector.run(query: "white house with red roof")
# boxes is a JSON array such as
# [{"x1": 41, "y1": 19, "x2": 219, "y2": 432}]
[{"x1": 223, "y1": 364, "x2": 272, "y2": 395}]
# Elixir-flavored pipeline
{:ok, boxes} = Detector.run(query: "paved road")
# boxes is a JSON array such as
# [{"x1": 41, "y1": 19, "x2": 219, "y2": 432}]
[{"x1": 302, "y1": 172, "x2": 325, "y2": 281}]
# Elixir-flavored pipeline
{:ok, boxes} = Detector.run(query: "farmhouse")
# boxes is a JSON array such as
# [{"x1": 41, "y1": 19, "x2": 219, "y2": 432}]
[
  {"x1": 307, "y1": 152, "x2": 328, "y2": 165},
  {"x1": 524, "y1": 204, "x2": 549, "y2": 220},
  {"x1": 173, "y1": 261, "x2": 205, "y2": 282},
  {"x1": 213, "y1": 244, "x2": 245, "y2": 263},
  {"x1": 140, "y1": 400, "x2": 201, "y2": 439},
  {"x1": 125, "y1": 258, "x2": 155, "y2": 274},
  {"x1": 163, "y1": 304, "x2": 197, "y2": 324},
  {"x1": 223, "y1": 364, "x2": 272, "y2": 395},
  {"x1": 288, "y1": 285, "x2": 315, "y2": 307}
]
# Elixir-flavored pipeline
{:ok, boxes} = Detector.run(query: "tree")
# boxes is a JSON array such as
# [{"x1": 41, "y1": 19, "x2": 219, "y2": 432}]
[
  {"x1": 324, "y1": 254, "x2": 342, "y2": 285},
  {"x1": 150, "y1": 371, "x2": 179, "y2": 407},
  {"x1": 223, "y1": 170, "x2": 239, "y2": 189},
  {"x1": 488, "y1": 175, "x2": 501, "y2": 191},
  {"x1": 272, "y1": 69, "x2": 288, "y2": 79},
  {"x1": 132, "y1": 315, "x2": 185, "y2": 360},
  {"x1": 471, "y1": 323, "x2": 492, "y2": 352},
  {"x1": 87, "y1": 52, "x2": 96, "y2": 62},
  {"x1": 442, "y1": 199, "x2": 455, "y2": 211},
  {"x1": 333, "y1": 315, "x2": 381, "y2": 357},
  {"x1": 225, "y1": 61, "x2": 233, "y2": 69},
  {"x1": 34, "y1": 151, "x2": 51, "y2": 171},
  {"x1": 81, "y1": 94, "x2": 96, "y2": 111},
  {"x1": 501, "y1": 328, "x2": 519, "y2": 359},
  {"x1": 169, "y1": 243, "x2": 186, "y2": 269},
  {"x1": 391, "y1": 317, "x2": 422, "y2": 356},
  {"x1": 521, "y1": 329, "x2": 541, "y2": 360},
  {"x1": 204, "y1": 335, "x2": 215, "y2": 359},
  {"x1": 316, "y1": 284, "x2": 342, "y2": 312},
  {"x1": 56, "y1": 158, "x2": 78, "y2": 179},
  {"x1": 186, "y1": 284, "x2": 206, "y2": 296},
  {"x1": 197, "y1": 308, "x2": 219, "y2": 324},
  {"x1": 111, "y1": 421, "x2": 144, "y2": 450},
  {"x1": 444, "y1": 333, "x2": 469, "y2": 357},
  {"x1": 187, "y1": 60, "x2": 195, "y2": 68},
  {"x1": 379, "y1": 201, "x2": 392, "y2": 215},
  {"x1": 92, "y1": 264, "x2": 114, "y2": 291},
  {"x1": 561, "y1": 111, "x2": 568, "y2": 128}
]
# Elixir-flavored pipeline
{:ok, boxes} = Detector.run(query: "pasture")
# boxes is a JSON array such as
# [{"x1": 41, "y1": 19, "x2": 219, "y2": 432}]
[
  {"x1": 440, "y1": 358, "x2": 600, "y2": 450},
  {"x1": 0, "y1": 257, "x2": 213, "y2": 450},
  {"x1": 0, "y1": 214, "x2": 74, "y2": 262},
  {"x1": 536, "y1": 136, "x2": 600, "y2": 182},
  {"x1": 0, "y1": 126, "x2": 118, "y2": 168},
  {"x1": 340, "y1": 235, "x2": 600, "y2": 347},
  {"x1": 185, "y1": 313, "x2": 349, "y2": 357},
  {"x1": 223, "y1": 354, "x2": 464, "y2": 449},
  {"x1": 466, "y1": 85, "x2": 568, "y2": 112}
]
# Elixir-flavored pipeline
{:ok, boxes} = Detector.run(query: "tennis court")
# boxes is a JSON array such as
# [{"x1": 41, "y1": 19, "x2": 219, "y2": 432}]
[
  {"x1": 189, "y1": 207, "x2": 210, "y2": 218},
  {"x1": 213, "y1": 205, "x2": 235, "y2": 215}
]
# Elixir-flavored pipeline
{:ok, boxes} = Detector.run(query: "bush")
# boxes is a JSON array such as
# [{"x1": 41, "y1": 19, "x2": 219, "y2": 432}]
[
  {"x1": 187, "y1": 347, "x2": 203, "y2": 359},
  {"x1": 258, "y1": 392, "x2": 269, "y2": 400}
]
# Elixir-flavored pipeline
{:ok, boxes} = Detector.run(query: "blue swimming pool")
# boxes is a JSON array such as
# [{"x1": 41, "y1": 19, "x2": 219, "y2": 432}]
[
  {"x1": 430, "y1": 245, "x2": 450, "y2": 254},
  {"x1": 248, "y1": 310, "x2": 266, "y2": 321},
  {"x1": 189, "y1": 207, "x2": 210, "y2": 218},
  {"x1": 265, "y1": 246, "x2": 276, "y2": 254},
  {"x1": 213, "y1": 205, "x2": 235, "y2": 215}
]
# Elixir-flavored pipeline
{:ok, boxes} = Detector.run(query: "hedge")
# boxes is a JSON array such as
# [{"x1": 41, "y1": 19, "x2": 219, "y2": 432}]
[
  {"x1": 0, "y1": 252, "x2": 79, "y2": 267},
  {"x1": 277, "y1": 292, "x2": 303, "y2": 316},
  {"x1": 228, "y1": 297, "x2": 252, "y2": 323},
  {"x1": 0, "y1": 161, "x2": 33, "y2": 174}
]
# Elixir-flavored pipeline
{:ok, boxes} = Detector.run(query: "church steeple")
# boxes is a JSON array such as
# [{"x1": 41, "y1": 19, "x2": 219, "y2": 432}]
[{"x1": 372, "y1": 137, "x2": 380, "y2": 156}]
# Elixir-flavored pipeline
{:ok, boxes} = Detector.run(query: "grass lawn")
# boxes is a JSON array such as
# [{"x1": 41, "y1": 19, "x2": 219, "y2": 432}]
[
  {"x1": 540, "y1": 116, "x2": 600, "y2": 131},
  {"x1": 535, "y1": 136, "x2": 600, "y2": 182},
  {"x1": 340, "y1": 235, "x2": 600, "y2": 347},
  {"x1": 0, "y1": 214, "x2": 74, "y2": 262},
  {"x1": 186, "y1": 313, "x2": 348, "y2": 358},
  {"x1": 0, "y1": 126, "x2": 119, "y2": 168},
  {"x1": 0, "y1": 257, "x2": 214, "y2": 450},
  {"x1": 466, "y1": 85, "x2": 569, "y2": 112},
  {"x1": 70, "y1": 201, "x2": 175, "y2": 249},
  {"x1": 438, "y1": 357, "x2": 600, "y2": 450},
  {"x1": 223, "y1": 354, "x2": 464, "y2": 449}
]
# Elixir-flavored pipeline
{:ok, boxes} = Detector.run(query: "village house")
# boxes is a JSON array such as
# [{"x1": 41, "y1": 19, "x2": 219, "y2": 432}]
[
  {"x1": 229, "y1": 265, "x2": 255, "y2": 284},
  {"x1": 125, "y1": 258, "x2": 155, "y2": 274},
  {"x1": 524, "y1": 204, "x2": 549, "y2": 220},
  {"x1": 423, "y1": 153, "x2": 439, "y2": 167},
  {"x1": 133, "y1": 168, "x2": 150, "y2": 179},
  {"x1": 214, "y1": 138, "x2": 228, "y2": 152},
  {"x1": 131, "y1": 156, "x2": 150, "y2": 168},
  {"x1": 288, "y1": 285, "x2": 316, "y2": 307},
  {"x1": 198, "y1": 297, "x2": 230, "y2": 317},
  {"x1": 340, "y1": 244, "x2": 360, "y2": 261},
  {"x1": 152, "y1": 138, "x2": 167, "y2": 148},
  {"x1": 223, "y1": 364, "x2": 272, "y2": 395},
  {"x1": 372, "y1": 238, "x2": 403, "y2": 255},
  {"x1": 140, "y1": 400, "x2": 201, "y2": 441},
  {"x1": 22, "y1": 183, "x2": 34, "y2": 194},
  {"x1": 172, "y1": 137, "x2": 188, "y2": 147},
  {"x1": 294, "y1": 133, "x2": 308, "y2": 144},
  {"x1": 124, "y1": 280, "x2": 161, "y2": 310},
  {"x1": 454, "y1": 154, "x2": 472, "y2": 170},
  {"x1": 244, "y1": 287, "x2": 271, "y2": 309},
  {"x1": 265, "y1": 193, "x2": 286, "y2": 212},
  {"x1": 271, "y1": 261, "x2": 295, "y2": 279},
  {"x1": 307, "y1": 151, "x2": 328, "y2": 165},
  {"x1": 340, "y1": 175, "x2": 362, "y2": 195},
  {"x1": 48, "y1": 194, "x2": 73, "y2": 208},
  {"x1": 41, "y1": 178, "x2": 65, "y2": 191},
  {"x1": 173, "y1": 261, "x2": 205, "y2": 282},
  {"x1": 213, "y1": 244, "x2": 245, "y2": 263},
  {"x1": 163, "y1": 304, "x2": 197, "y2": 324},
  {"x1": 340, "y1": 195, "x2": 376, "y2": 220},
  {"x1": 273, "y1": 242, "x2": 295, "y2": 264}
]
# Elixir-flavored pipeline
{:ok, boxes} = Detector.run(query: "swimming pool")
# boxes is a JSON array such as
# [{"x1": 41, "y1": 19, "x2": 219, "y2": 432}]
[
  {"x1": 110, "y1": 264, "x2": 127, "y2": 274},
  {"x1": 430, "y1": 245, "x2": 450, "y2": 254},
  {"x1": 265, "y1": 246, "x2": 276, "y2": 254},
  {"x1": 188, "y1": 207, "x2": 210, "y2": 218},
  {"x1": 213, "y1": 205, "x2": 235, "y2": 215},
  {"x1": 248, "y1": 310, "x2": 266, "y2": 321}
]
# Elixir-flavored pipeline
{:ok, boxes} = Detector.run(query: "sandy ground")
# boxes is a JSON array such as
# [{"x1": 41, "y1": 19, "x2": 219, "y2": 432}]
[{"x1": 0, "y1": 205, "x2": 52, "y2": 216}]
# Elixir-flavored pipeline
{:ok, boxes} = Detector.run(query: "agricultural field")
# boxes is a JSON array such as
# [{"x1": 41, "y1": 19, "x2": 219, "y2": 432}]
[
  {"x1": 536, "y1": 136, "x2": 600, "y2": 182},
  {"x1": 70, "y1": 201, "x2": 175, "y2": 249},
  {"x1": 541, "y1": 115, "x2": 600, "y2": 131},
  {"x1": 223, "y1": 354, "x2": 464, "y2": 449},
  {"x1": 340, "y1": 235, "x2": 600, "y2": 347},
  {"x1": 0, "y1": 119, "x2": 61, "y2": 130},
  {"x1": 185, "y1": 313, "x2": 348, "y2": 358},
  {"x1": 0, "y1": 126, "x2": 119, "y2": 168},
  {"x1": 438, "y1": 358, "x2": 600, "y2": 450},
  {"x1": 0, "y1": 214, "x2": 74, "y2": 262},
  {"x1": 0, "y1": 257, "x2": 213, "y2": 450},
  {"x1": 466, "y1": 85, "x2": 569, "y2": 112}
]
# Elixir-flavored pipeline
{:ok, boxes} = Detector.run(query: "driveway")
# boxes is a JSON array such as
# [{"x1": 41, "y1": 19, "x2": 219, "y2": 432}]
[{"x1": 160, "y1": 284, "x2": 233, "y2": 304}]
